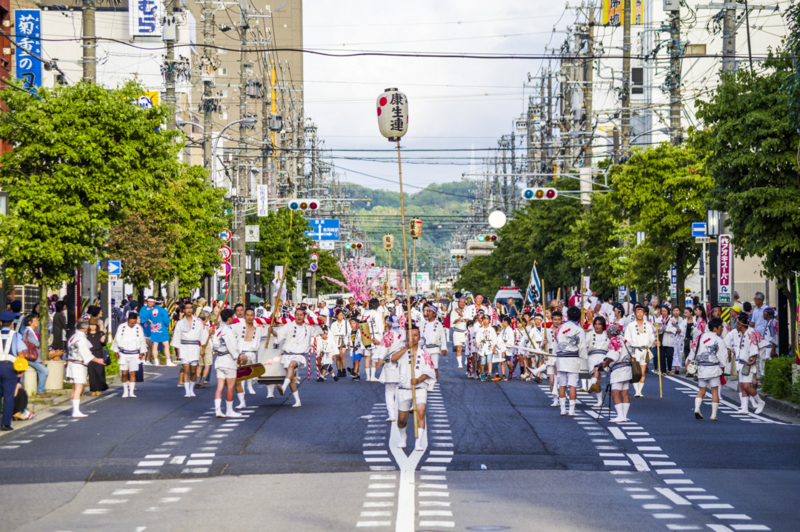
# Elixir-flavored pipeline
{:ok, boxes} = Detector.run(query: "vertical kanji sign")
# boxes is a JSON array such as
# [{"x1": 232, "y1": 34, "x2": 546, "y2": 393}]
[
  {"x1": 718, "y1": 235, "x2": 732, "y2": 304},
  {"x1": 15, "y1": 10, "x2": 42, "y2": 90}
]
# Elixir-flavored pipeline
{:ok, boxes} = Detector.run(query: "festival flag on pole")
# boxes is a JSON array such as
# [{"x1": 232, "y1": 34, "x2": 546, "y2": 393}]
[{"x1": 526, "y1": 262, "x2": 542, "y2": 305}]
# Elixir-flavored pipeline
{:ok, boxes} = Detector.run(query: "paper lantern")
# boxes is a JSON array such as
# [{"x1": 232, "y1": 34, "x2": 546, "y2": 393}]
[{"x1": 377, "y1": 88, "x2": 409, "y2": 141}]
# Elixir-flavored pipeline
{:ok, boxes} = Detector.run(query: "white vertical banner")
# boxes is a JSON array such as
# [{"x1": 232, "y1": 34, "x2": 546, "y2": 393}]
[{"x1": 257, "y1": 185, "x2": 269, "y2": 217}]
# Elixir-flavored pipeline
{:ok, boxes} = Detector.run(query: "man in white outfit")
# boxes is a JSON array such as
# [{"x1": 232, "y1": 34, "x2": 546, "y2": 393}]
[
  {"x1": 361, "y1": 298, "x2": 385, "y2": 382},
  {"x1": 686, "y1": 317, "x2": 728, "y2": 420},
  {"x1": 66, "y1": 320, "x2": 106, "y2": 418},
  {"x1": 449, "y1": 298, "x2": 468, "y2": 369},
  {"x1": 377, "y1": 314, "x2": 406, "y2": 421},
  {"x1": 394, "y1": 326, "x2": 436, "y2": 451},
  {"x1": 267, "y1": 308, "x2": 321, "y2": 407},
  {"x1": 234, "y1": 308, "x2": 264, "y2": 399},
  {"x1": 420, "y1": 305, "x2": 447, "y2": 378},
  {"x1": 213, "y1": 309, "x2": 247, "y2": 418},
  {"x1": 170, "y1": 302, "x2": 209, "y2": 398},
  {"x1": 624, "y1": 304, "x2": 657, "y2": 398},
  {"x1": 554, "y1": 306, "x2": 587, "y2": 417},
  {"x1": 111, "y1": 312, "x2": 148, "y2": 398}
]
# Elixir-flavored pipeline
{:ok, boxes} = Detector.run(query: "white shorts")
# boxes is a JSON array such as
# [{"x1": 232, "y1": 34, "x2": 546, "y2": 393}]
[
  {"x1": 698, "y1": 376, "x2": 721, "y2": 389},
  {"x1": 611, "y1": 381, "x2": 629, "y2": 391},
  {"x1": 632, "y1": 349, "x2": 649, "y2": 365},
  {"x1": 738, "y1": 365, "x2": 755, "y2": 384},
  {"x1": 429, "y1": 352, "x2": 440, "y2": 369},
  {"x1": 66, "y1": 363, "x2": 88, "y2": 385},
  {"x1": 216, "y1": 366, "x2": 237, "y2": 380},
  {"x1": 588, "y1": 354, "x2": 606, "y2": 371},
  {"x1": 281, "y1": 353, "x2": 308, "y2": 369},
  {"x1": 452, "y1": 330, "x2": 467, "y2": 347},
  {"x1": 546, "y1": 365, "x2": 555, "y2": 376},
  {"x1": 557, "y1": 371, "x2": 579, "y2": 388},
  {"x1": 119, "y1": 354, "x2": 141, "y2": 372},
  {"x1": 398, "y1": 388, "x2": 427, "y2": 412}
]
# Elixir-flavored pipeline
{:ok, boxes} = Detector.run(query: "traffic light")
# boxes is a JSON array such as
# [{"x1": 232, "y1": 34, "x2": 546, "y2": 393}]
[
  {"x1": 451, "y1": 254, "x2": 465, "y2": 259},
  {"x1": 345, "y1": 243, "x2": 363, "y2": 250},
  {"x1": 383, "y1": 234, "x2": 394, "y2": 251},
  {"x1": 287, "y1": 198, "x2": 320, "y2": 211},
  {"x1": 409, "y1": 219, "x2": 422, "y2": 239},
  {"x1": 522, "y1": 187, "x2": 558, "y2": 200},
  {"x1": 476, "y1": 235, "x2": 497, "y2": 242}
]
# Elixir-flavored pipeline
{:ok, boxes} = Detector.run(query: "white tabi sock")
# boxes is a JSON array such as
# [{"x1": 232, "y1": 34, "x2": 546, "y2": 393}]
[
  {"x1": 457, "y1": 358, "x2": 463, "y2": 368},
  {"x1": 183, "y1": 382, "x2": 192, "y2": 397},
  {"x1": 246, "y1": 379, "x2": 256, "y2": 394},
  {"x1": 415, "y1": 428, "x2": 426, "y2": 451},
  {"x1": 711, "y1": 402, "x2": 719, "y2": 419},
  {"x1": 237, "y1": 392, "x2": 246, "y2": 408},
  {"x1": 589, "y1": 377, "x2": 598, "y2": 386},
  {"x1": 129, "y1": 382, "x2": 137, "y2": 397},
  {"x1": 292, "y1": 391, "x2": 301, "y2": 407},
  {"x1": 568, "y1": 399, "x2": 576, "y2": 416},
  {"x1": 397, "y1": 426, "x2": 407, "y2": 448},
  {"x1": 71, "y1": 399, "x2": 81, "y2": 416},
  {"x1": 694, "y1": 397, "x2": 703, "y2": 413},
  {"x1": 749, "y1": 396, "x2": 758, "y2": 408},
  {"x1": 122, "y1": 382, "x2": 130, "y2": 398},
  {"x1": 594, "y1": 392, "x2": 603, "y2": 406},
  {"x1": 214, "y1": 398, "x2": 222, "y2": 412},
  {"x1": 189, "y1": 381, "x2": 196, "y2": 396},
  {"x1": 281, "y1": 378, "x2": 291, "y2": 393},
  {"x1": 581, "y1": 379, "x2": 588, "y2": 391},
  {"x1": 225, "y1": 401, "x2": 240, "y2": 417},
  {"x1": 756, "y1": 394, "x2": 766, "y2": 407},
  {"x1": 267, "y1": 385, "x2": 276, "y2": 398},
  {"x1": 621, "y1": 402, "x2": 630, "y2": 420},
  {"x1": 559, "y1": 397, "x2": 566, "y2": 415},
  {"x1": 385, "y1": 386, "x2": 396, "y2": 420},
  {"x1": 612, "y1": 403, "x2": 624, "y2": 421},
  {"x1": 739, "y1": 395, "x2": 749, "y2": 412}
]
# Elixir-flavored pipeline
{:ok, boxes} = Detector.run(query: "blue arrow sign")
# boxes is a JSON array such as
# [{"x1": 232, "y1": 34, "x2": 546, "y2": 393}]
[
  {"x1": 97, "y1": 260, "x2": 122, "y2": 275},
  {"x1": 691, "y1": 222, "x2": 707, "y2": 237},
  {"x1": 305, "y1": 219, "x2": 340, "y2": 241}
]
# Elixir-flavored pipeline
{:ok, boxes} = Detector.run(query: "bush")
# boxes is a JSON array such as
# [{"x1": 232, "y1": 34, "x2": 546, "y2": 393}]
[
  {"x1": 105, "y1": 344, "x2": 120, "y2": 377},
  {"x1": 762, "y1": 356, "x2": 795, "y2": 400}
]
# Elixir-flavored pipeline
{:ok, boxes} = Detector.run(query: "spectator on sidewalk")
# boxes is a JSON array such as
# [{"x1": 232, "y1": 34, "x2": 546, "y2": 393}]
[
  {"x1": 52, "y1": 301, "x2": 67, "y2": 353},
  {"x1": 21, "y1": 314, "x2": 52, "y2": 398},
  {"x1": 1, "y1": 310, "x2": 29, "y2": 431},
  {"x1": 86, "y1": 318, "x2": 108, "y2": 396},
  {"x1": 12, "y1": 382, "x2": 36, "y2": 421},
  {"x1": 749, "y1": 292, "x2": 769, "y2": 337}
]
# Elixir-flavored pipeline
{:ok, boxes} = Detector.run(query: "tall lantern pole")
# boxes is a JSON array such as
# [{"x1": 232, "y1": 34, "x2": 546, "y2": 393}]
[{"x1": 377, "y1": 88, "x2": 417, "y2": 438}]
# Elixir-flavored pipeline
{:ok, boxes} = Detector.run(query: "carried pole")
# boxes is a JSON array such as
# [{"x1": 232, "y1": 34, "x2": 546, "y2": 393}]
[
  {"x1": 654, "y1": 322, "x2": 663, "y2": 398},
  {"x1": 396, "y1": 140, "x2": 418, "y2": 438}
]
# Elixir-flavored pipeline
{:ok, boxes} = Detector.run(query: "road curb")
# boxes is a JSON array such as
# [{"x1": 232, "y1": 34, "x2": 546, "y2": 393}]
[{"x1": 759, "y1": 393, "x2": 800, "y2": 417}]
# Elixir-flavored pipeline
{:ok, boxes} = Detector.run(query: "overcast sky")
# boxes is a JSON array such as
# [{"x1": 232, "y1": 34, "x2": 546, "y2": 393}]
[{"x1": 303, "y1": 1, "x2": 571, "y2": 192}]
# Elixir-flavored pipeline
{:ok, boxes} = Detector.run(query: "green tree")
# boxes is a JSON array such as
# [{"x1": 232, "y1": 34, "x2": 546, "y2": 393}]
[
  {"x1": 455, "y1": 255, "x2": 504, "y2": 297},
  {"x1": 253, "y1": 209, "x2": 313, "y2": 292},
  {"x1": 489, "y1": 178, "x2": 583, "y2": 295},
  {"x1": 609, "y1": 143, "x2": 711, "y2": 304},
  {"x1": 315, "y1": 250, "x2": 346, "y2": 294},
  {"x1": 0, "y1": 80, "x2": 183, "y2": 346},
  {"x1": 692, "y1": 52, "x2": 800, "y2": 303}
]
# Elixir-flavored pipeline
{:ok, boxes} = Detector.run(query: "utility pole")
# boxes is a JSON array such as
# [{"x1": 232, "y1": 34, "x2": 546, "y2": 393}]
[
  {"x1": 232, "y1": 0, "x2": 250, "y2": 306},
  {"x1": 583, "y1": 6, "x2": 595, "y2": 170},
  {"x1": 668, "y1": 8, "x2": 682, "y2": 145},
  {"x1": 620, "y1": 0, "x2": 632, "y2": 157},
  {"x1": 164, "y1": 0, "x2": 177, "y2": 131},
  {"x1": 722, "y1": 5, "x2": 736, "y2": 73},
  {"x1": 82, "y1": 0, "x2": 96, "y2": 82},
  {"x1": 546, "y1": 70, "x2": 553, "y2": 175},
  {"x1": 201, "y1": 1, "x2": 215, "y2": 171}
]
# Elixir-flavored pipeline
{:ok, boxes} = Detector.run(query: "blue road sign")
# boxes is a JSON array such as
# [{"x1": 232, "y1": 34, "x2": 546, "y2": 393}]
[
  {"x1": 691, "y1": 222, "x2": 707, "y2": 237},
  {"x1": 305, "y1": 219, "x2": 340, "y2": 241},
  {"x1": 309, "y1": 263, "x2": 319, "y2": 272},
  {"x1": 15, "y1": 10, "x2": 43, "y2": 90},
  {"x1": 97, "y1": 260, "x2": 122, "y2": 275}
]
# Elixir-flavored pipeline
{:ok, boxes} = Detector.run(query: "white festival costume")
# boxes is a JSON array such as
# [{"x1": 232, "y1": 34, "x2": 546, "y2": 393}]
[
  {"x1": 170, "y1": 316, "x2": 209, "y2": 365},
  {"x1": 111, "y1": 323, "x2": 147, "y2": 372},
  {"x1": 397, "y1": 345, "x2": 437, "y2": 412},
  {"x1": 624, "y1": 320, "x2": 656, "y2": 365},
  {"x1": 687, "y1": 331, "x2": 727, "y2": 387},
  {"x1": 476, "y1": 325, "x2": 497, "y2": 362},
  {"x1": 213, "y1": 322, "x2": 240, "y2": 380},
  {"x1": 421, "y1": 318, "x2": 447, "y2": 368},
  {"x1": 276, "y1": 319, "x2": 321, "y2": 368},
  {"x1": 450, "y1": 307, "x2": 468, "y2": 347},
  {"x1": 586, "y1": 329, "x2": 610, "y2": 371},
  {"x1": 233, "y1": 321, "x2": 264, "y2": 365},
  {"x1": 604, "y1": 336, "x2": 633, "y2": 386},
  {"x1": 66, "y1": 330, "x2": 95, "y2": 385}
]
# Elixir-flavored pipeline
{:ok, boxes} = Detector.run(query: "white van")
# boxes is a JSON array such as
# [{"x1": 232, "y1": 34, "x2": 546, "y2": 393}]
[{"x1": 493, "y1": 287, "x2": 525, "y2": 309}]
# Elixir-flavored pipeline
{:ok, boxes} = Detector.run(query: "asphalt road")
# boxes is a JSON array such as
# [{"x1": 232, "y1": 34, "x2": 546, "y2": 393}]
[{"x1": 1, "y1": 344, "x2": 798, "y2": 532}]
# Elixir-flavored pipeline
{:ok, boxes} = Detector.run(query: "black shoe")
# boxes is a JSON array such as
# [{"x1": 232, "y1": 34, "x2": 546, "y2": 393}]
[
  {"x1": 316, "y1": 377, "x2": 325, "y2": 382},
  {"x1": 347, "y1": 367, "x2": 354, "y2": 376},
  {"x1": 334, "y1": 373, "x2": 340, "y2": 382},
  {"x1": 352, "y1": 375, "x2": 360, "y2": 381},
  {"x1": 1, "y1": 425, "x2": 12, "y2": 431}
]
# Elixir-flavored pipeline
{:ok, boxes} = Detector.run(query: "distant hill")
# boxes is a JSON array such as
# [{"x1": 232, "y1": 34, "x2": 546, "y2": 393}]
[{"x1": 341, "y1": 181, "x2": 474, "y2": 271}]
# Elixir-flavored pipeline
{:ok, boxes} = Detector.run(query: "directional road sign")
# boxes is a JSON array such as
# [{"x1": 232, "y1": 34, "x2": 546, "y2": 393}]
[
  {"x1": 220, "y1": 229, "x2": 232, "y2": 242},
  {"x1": 97, "y1": 260, "x2": 122, "y2": 275},
  {"x1": 691, "y1": 222, "x2": 707, "y2": 237},
  {"x1": 305, "y1": 219, "x2": 340, "y2": 241}
]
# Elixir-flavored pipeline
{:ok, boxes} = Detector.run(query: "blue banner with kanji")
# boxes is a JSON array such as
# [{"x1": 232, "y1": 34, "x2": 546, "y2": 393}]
[{"x1": 15, "y1": 10, "x2": 42, "y2": 90}]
